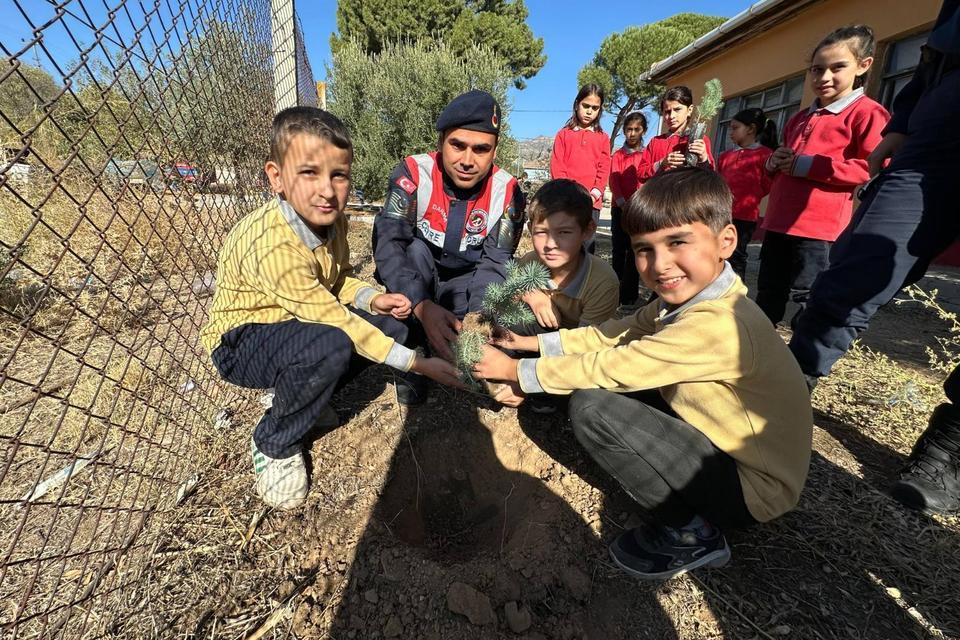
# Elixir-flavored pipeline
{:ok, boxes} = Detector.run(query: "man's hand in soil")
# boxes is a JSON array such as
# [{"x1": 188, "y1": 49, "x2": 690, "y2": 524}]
[
  {"x1": 493, "y1": 380, "x2": 525, "y2": 407},
  {"x1": 473, "y1": 344, "x2": 519, "y2": 383},
  {"x1": 411, "y1": 356, "x2": 465, "y2": 390},
  {"x1": 521, "y1": 289, "x2": 559, "y2": 329},
  {"x1": 372, "y1": 293, "x2": 412, "y2": 320},
  {"x1": 490, "y1": 326, "x2": 540, "y2": 353},
  {"x1": 413, "y1": 299, "x2": 461, "y2": 361}
]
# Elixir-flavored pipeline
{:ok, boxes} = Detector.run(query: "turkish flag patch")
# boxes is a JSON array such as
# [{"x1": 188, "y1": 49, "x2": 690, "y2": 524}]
[{"x1": 396, "y1": 177, "x2": 416, "y2": 194}]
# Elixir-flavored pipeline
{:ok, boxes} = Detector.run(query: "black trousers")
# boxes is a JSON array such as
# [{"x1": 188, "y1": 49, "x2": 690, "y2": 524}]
[
  {"x1": 756, "y1": 230, "x2": 831, "y2": 325},
  {"x1": 211, "y1": 311, "x2": 407, "y2": 458},
  {"x1": 568, "y1": 389, "x2": 755, "y2": 529},
  {"x1": 611, "y1": 206, "x2": 641, "y2": 305},
  {"x1": 730, "y1": 219, "x2": 757, "y2": 283},
  {"x1": 791, "y1": 69, "x2": 960, "y2": 377}
]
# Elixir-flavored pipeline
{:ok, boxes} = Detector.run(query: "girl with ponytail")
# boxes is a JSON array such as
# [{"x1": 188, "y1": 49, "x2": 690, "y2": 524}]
[{"x1": 717, "y1": 108, "x2": 778, "y2": 282}]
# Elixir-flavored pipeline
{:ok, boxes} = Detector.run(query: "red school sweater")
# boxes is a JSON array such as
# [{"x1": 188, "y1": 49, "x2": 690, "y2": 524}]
[
  {"x1": 550, "y1": 127, "x2": 611, "y2": 209},
  {"x1": 717, "y1": 144, "x2": 774, "y2": 222},
  {"x1": 637, "y1": 132, "x2": 715, "y2": 180},
  {"x1": 762, "y1": 88, "x2": 889, "y2": 242},
  {"x1": 609, "y1": 145, "x2": 645, "y2": 207}
]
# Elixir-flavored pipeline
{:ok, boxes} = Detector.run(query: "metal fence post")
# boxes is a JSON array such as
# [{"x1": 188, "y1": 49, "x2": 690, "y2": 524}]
[{"x1": 271, "y1": 0, "x2": 298, "y2": 111}]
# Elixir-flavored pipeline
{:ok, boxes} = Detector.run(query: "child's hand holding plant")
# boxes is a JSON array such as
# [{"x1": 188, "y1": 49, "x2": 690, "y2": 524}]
[{"x1": 522, "y1": 289, "x2": 559, "y2": 329}]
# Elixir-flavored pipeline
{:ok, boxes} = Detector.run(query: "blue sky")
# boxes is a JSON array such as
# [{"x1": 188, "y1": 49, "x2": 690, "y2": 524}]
[
  {"x1": 2, "y1": 0, "x2": 752, "y2": 143},
  {"x1": 300, "y1": 1, "x2": 754, "y2": 142}
]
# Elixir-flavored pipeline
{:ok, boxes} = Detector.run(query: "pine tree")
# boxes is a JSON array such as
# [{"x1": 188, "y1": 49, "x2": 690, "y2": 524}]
[{"x1": 453, "y1": 260, "x2": 550, "y2": 389}]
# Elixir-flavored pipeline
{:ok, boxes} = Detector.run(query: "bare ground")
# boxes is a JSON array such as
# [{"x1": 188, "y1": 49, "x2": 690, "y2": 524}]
[{"x1": 57, "y1": 225, "x2": 960, "y2": 639}]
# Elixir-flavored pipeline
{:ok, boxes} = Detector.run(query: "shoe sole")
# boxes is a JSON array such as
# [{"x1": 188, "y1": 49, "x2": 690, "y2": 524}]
[{"x1": 607, "y1": 542, "x2": 731, "y2": 581}]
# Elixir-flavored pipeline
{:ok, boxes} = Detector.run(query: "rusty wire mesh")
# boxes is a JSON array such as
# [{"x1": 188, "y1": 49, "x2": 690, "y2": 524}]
[{"x1": 0, "y1": 0, "x2": 312, "y2": 636}]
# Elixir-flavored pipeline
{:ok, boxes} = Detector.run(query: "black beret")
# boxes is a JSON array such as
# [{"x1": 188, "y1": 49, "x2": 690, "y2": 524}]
[{"x1": 435, "y1": 90, "x2": 501, "y2": 135}]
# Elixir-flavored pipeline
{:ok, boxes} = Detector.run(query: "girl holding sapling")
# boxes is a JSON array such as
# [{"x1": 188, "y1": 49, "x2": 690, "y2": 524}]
[
  {"x1": 717, "y1": 108, "x2": 778, "y2": 282},
  {"x1": 756, "y1": 25, "x2": 889, "y2": 326},
  {"x1": 550, "y1": 84, "x2": 611, "y2": 252},
  {"x1": 637, "y1": 86, "x2": 714, "y2": 179}
]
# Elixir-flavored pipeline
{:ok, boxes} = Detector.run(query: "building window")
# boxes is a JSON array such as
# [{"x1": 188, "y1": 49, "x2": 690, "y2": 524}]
[
  {"x1": 879, "y1": 32, "x2": 929, "y2": 110},
  {"x1": 714, "y1": 75, "x2": 804, "y2": 153}
]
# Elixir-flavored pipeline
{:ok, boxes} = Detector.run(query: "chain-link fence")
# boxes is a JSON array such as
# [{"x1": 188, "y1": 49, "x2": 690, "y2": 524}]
[{"x1": 0, "y1": 0, "x2": 313, "y2": 636}]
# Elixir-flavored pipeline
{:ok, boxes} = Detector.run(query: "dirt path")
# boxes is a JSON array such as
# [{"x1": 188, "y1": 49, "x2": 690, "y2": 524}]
[{"x1": 120, "y1": 228, "x2": 960, "y2": 639}]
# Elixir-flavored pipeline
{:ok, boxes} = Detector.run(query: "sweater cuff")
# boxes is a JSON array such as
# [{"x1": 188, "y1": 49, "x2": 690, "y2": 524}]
[
  {"x1": 354, "y1": 286, "x2": 380, "y2": 313},
  {"x1": 518, "y1": 358, "x2": 545, "y2": 394},
  {"x1": 538, "y1": 331, "x2": 564, "y2": 356},
  {"x1": 384, "y1": 343, "x2": 416, "y2": 372},
  {"x1": 791, "y1": 155, "x2": 814, "y2": 179}
]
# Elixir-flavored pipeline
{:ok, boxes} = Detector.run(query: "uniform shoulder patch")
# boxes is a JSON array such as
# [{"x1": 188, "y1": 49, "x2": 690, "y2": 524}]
[{"x1": 395, "y1": 176, "x2": 416, "y2": 195}]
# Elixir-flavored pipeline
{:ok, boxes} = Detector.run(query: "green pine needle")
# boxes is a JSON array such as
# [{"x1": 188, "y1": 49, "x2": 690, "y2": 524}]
[
  {"x1": 695, "y1": 78, "x2": 724, "y2": 125},
  {"x1": 480, "y1": 260, "x2": 551, "y2": 325},
  {"x1": 452, "y1": 328, "x2": 486, "y2": 372}
]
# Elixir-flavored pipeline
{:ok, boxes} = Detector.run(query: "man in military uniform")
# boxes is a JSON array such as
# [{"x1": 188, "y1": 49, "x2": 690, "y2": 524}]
[{"x1": 373, "y1": 90, "x2": 526, "y2": 402}]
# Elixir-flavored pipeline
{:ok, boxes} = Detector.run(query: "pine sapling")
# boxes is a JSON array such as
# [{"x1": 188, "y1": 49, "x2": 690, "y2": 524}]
[
  {"x1": 685, "y1": 78, "x2": 724, "y2": 167},
  {"x1": 454, "y1": 260, "x2": 551, "y2": 392}
]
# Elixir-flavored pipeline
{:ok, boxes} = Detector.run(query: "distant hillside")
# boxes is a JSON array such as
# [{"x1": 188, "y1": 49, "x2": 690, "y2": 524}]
[{"x1": 517, "y1": 135, "x2": 553, "y2": 168}]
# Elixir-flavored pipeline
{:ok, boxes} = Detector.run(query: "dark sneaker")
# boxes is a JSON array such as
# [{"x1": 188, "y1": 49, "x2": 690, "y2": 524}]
[
  {"x1": 395, "y1": 371, "x2": 428, "y2": 406},
  {"x1": 608, "y1": 522, "x2": 730, "y2": 580},
  {"x1": 890, "y1": 403, "x2": 960, "y2": 515}
]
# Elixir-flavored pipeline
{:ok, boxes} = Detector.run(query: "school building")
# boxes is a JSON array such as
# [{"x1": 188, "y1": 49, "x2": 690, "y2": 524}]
[{"x1": 643, "y1": 0, "x2": 959, "y2": 264}]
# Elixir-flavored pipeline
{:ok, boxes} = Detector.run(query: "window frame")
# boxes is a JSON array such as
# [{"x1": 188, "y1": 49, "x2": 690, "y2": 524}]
[
  {"x1": 713, "y1": 75, "x2": 805, "y2": 154},
  {"x1": 878, "y1": 31, "x2": 930, "y2": 110}
]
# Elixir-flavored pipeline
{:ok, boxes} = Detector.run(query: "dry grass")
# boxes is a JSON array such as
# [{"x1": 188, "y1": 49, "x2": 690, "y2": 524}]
[
  {"x1": 4, "y1": 213, "x2": 960, "y2": 639},
  {"x1": 0, "y1": 177, "x2": 262, "y2": 636}
]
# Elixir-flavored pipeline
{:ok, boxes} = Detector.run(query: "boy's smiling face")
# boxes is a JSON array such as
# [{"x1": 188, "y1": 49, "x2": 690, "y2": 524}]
[
  {"x1": 264, "y1": 132, "x2": 352, "y2": 231},
  {"x1": 530, "y1": 211, "x2": 594, "y2": 274},
  {"x1": 632, "y1": 221, "x2": 736, "y2": 308}
]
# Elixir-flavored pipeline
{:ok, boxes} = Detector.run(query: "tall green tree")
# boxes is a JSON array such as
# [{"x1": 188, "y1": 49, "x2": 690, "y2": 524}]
[
  {"x1": 328, "y1": 39, "x2": 517, "y2": 199},
  {"x1": 578, "y1": 13, "x2": 726, "y2": 150},
  {"x1": 0, "y1": 58, "x2": 63, "y2": 160},
  {"x1": 331, "y1": 0, "x2": 545, "y2": 89}
]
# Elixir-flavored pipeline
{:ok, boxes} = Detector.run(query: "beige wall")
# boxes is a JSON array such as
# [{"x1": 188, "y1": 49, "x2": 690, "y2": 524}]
[{"x1": 664, "y1": 0, "x2": 941, "y2": 125}]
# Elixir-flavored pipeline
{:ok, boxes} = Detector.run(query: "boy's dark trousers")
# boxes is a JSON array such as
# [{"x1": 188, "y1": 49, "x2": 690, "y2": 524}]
[
  {"x1": 611, "y1": 206, "x2": 641, "y2": 305},
  {"x1": 568, "y1": 389, "x2": 756, "y2": 529},
  {"x1": 790, "y1": 69, "x2": 960, "y2": 378},
  {"x1": 211, "y1": 310, "x2": 407, "y2": 458},
  {"x1": 755, "y1": 231, "x2": 831, "y2": 325},
  {"x1": 730, "y1": 219, "x2": 757, "y2": 283}
]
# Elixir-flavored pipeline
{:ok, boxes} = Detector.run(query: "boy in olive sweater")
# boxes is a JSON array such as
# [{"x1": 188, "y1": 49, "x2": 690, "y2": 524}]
[{"x1": 474, "y1": 167, "x2": 812, "y2": 580}]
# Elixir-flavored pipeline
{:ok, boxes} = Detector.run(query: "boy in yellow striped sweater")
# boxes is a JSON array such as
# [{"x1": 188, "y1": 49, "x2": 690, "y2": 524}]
[
  {"x1": 201, "y1": 108, "x2": 462, "y2": 510},
  {"x1": 474, "y1": 167, "x2": 812, "y2": 580}
]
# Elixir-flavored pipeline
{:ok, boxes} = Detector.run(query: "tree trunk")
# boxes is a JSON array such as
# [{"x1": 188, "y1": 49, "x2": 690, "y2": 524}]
[{"x1": 609, "y1": 96, "x2": 638, "y2": 154}]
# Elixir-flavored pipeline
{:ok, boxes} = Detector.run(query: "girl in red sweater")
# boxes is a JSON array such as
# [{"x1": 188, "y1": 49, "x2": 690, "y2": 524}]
[
  {"x1": 638, "y1": 86, "x2": 714, "y2": 180},
  {"x1": 756, "y1": 25, "x2": 889, "y2": 325},
  {"x1": 550, "y1": 84, "x2": 611, "y2": 252},
  {"x1": 609, "y1": 111, "x2": 648, "y2": 308},
  {"x1": 717, "y1": 108, "x2": 778, "y2": 282}
]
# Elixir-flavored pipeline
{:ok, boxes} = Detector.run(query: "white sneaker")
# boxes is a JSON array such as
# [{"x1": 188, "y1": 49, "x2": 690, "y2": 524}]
[{"x1": 251, "y1": 438, "x2": 308, "y2": 510}]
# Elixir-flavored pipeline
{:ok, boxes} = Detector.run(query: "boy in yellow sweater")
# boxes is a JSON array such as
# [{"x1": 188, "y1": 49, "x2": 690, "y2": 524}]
[
  {"x1": 474, "y1": 167, "x2": 812, "y2": 580},
  {"x1": 516, "y1": 179, "x2": 619, "y2": 332},
  {"x1": 201, "y1": 107, "x2": 461, "y2": 510}
]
